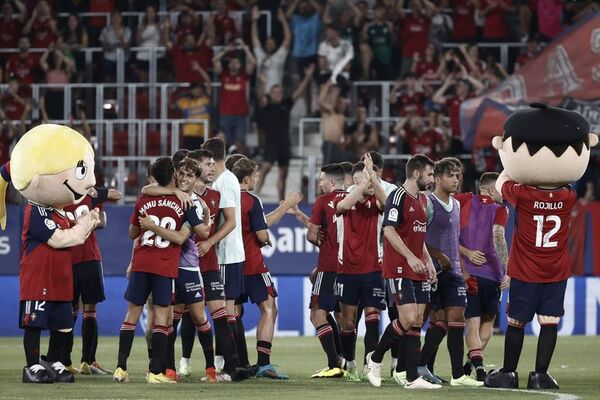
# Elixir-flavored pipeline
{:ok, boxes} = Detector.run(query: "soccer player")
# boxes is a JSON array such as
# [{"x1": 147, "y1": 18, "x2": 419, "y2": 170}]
[
  {"x1": 113, "y1": 157, "x2": 205, "y2": 384},
  {"x1": 455, "y1": 172, "x2": 510, "y2": 381},
  {"x1": 19, "y1": 197, "x2": 100, "y2": 383},
  {"x1": 201, "y1": 138, "x2": 249, "y2": 369},
  {"x1": 338, "y1": 161, "x2": 354, "y2": 189},
  {"x1": 63, "y1": 186, "x2": 122, "y2": 375},
  {"x1": 233, "y1": 157, "x2": 303, "y2": 379},
  {"x1": 334, "y1": 156, "x2": 388, "y2": 381},
  {"x1": 365, "y1": 154, "x2": 440, "y2": 390},
  {"x1": 417, "y1": 158, "x2": 483, "y2": 387},
  {"x1": 306, "y1": 164, "x2": 347, "y2": 378}
]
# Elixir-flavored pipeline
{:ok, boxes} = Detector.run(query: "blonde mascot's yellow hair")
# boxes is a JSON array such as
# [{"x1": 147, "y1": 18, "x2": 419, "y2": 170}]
[{"x1": 0, "y1": 124, "x2": 94, "y2": 230}]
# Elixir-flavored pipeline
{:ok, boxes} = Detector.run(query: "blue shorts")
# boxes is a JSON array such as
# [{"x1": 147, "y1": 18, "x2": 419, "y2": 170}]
[
  {"x1": 239, "y1": 272, "x2": 278, "y2": 304},
  {"x1": 310, "y1": 271, "x2": 337, "y2": 312},
  {"x1": 386, "y1": 278, "x2": 431, "y2": 306},
  {"x1": 335, "y1": 272, "x2": 386, "y2": 309},
  {"x1": 465, "y1": 276, "x2": 501, "y2": 319},
  {"x1": 72, "y1": 260, "x2": 106, "y2": 308},
  {"x1": 507, "y1": 278, "x2": 567, "y2": 323},
  {"x1": 19, "y1": 300, "x2": 73, "y2": 331},
  {"x1": 174, "y1": 269, "x2": 205, "y2": 305},
  {"x1": 220, "y1": 263, "x2": 245, "y2": 300},
  {"x1": 201, "y1": 271, "x2": 225, "y2": 302},
  {"x1": 431, "y1": 271, "x2": 467, "y2": 311},
  {"x1": 125, "y1": 271, "x2": 174, "y2": 307}
]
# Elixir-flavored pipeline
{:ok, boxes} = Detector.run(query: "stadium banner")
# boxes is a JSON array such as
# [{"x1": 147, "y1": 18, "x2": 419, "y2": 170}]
[
  {"x1": 459, "y1": 12, "x2": 600, "y2": 151},
  {"x1": 0, "y1": 275, "x2": 600, "y2": 336},
  {"x1": 0, "y1": 203, "x2": 598, "y2": 276}
]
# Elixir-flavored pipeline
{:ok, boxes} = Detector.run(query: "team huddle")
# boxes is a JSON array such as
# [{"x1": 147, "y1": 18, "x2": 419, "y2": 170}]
[{"x1": 16, "y1": 104, "x2": 586, "y2": 390}]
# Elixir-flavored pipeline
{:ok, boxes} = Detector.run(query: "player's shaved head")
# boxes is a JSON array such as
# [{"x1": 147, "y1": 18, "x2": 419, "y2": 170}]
[
  {"x1": 479, "y1": 172, "x2": 499, "y2": 188},
  {"x1": 321, "y1": 163, "x2": 345, "y2": 185},
  {"x1": 150, "y1": 157, "x2": 175, "y2": 187}
]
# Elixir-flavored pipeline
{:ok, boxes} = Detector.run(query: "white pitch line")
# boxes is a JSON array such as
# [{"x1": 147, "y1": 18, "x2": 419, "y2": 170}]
[{"x1": 485, "y1": 387, "x2": 579, "y2": 400}]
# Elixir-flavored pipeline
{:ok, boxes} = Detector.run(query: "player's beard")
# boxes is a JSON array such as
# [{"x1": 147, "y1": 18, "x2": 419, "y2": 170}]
[{"x1": 416, "y1": 177, "x2": 430, "y2": 191}]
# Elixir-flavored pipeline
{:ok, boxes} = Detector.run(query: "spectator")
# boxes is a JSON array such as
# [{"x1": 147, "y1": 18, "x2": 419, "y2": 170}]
[
  {"x1": 450, "y1": 0, "x2": 478, "y2": 42},
  {"x1": 1, "y1": 74, "x2": 30, "y2": 121},
  {"x1": 458, "y1": 44, "x2": 486, "y2": 79},
  {"x1": 167, "y1": 30, "x2": 214, "y2": 83},
  {"x1": 480, "y1": 0, "x2": 515, "y2": 41},
  {"x1": 318, "y1": 81, "x2": 348, "y2": 164},
  {"x1": 251, "y1": 6, "x2": 291, "y2": 93},
  {"x1": 395, "y1": 114, "x2": 444, "y2": 160},
  {"x1": 517, "y1": 0, "x2": 534, "y2": 41},
  {"x1": 172, "y1": 9, "x2": 202, "y2": 48},
  {"x1": 433, "y1": 71, "x2": 484, "y2": 152},
  {"x1": 135, "y1": 5, "x2": 169, "y2": 82},
  {"x1": 214, "y1": 0, "x2": 237, "y2": 45},
  {"x1": 411, "y1": 43, "x2": 443, "y2": 81},
  {"x1": 345, "y1": 105, "x2": 380, "y2": 160},
  {"x1": 88, "y1": 0, "x2": 116, "y2": 46},
  {"x1": 429, "y1": 0, "x2": 454, "y2": 46},
  {"x1": 0, "y1": 108, "x2": 17, "y2": 167},
  {"x1": 323, "y1": 0, "x2": 364, "y2": 78},
  {"x1": 39, "y1": 46, "x2": 76, "y2": 119},
  {"x1": 287, "y1": 0, "x2": 323, "y2": 79},
  {"x1": 5, "y1": 37, "x2": 38, "y2": 86},
  {"x1": 99, "y1": 10, "x2": 132, "y2": 82},
  {"x1": 318, "y1": 25, "x2": 354, "y2": 87},
  {"x1": 389, "y1": 75, "x2": 428, "y2": 117},
  {"x1": 0, "y1": 1, "x2": 26, "y2": 60},
  {"x1": 256, "y1": 64, "x2": 315, "y2": 201},
  {"x1": 537, "y1": 0, "x2": 563, "y2": 40},
  {"x1": 177, "y1": 82, "x2": 211, "y2": 150},
  {"x1": 213, "y1": 39, "x2": 256, "y2": 148},
  {"x1": 58, "y1": 13, "x2": 89, "y2": 83},
  {"x1": 397, "y1": 0, "x2": 432, "y2": 77},
  {"x1": 363, "y1": 3, "x2": 394, "y2": 80},
  {"x1": 514, "y1": 36, "x2": 540, "y2": 71},
  {"x1": 22, "y1": 0, "x2": 58, "y2": 49}
]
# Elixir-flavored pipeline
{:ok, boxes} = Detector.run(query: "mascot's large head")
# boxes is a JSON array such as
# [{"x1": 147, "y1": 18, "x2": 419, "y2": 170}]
[
  {"x1": 492, "y1": 103, "x2": 598, "y2": 187},
  {"x1": 0, "y1": 124, "x2": 96, "y2": 229}
]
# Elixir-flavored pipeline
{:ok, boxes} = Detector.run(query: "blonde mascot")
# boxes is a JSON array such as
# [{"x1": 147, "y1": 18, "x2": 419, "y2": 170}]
[
  {"x1": 485, "y1": 104, "x2": 598, "y2": 389},
  {"x1": 0, "y1": 124, "x2": 100, "y2": 383}
]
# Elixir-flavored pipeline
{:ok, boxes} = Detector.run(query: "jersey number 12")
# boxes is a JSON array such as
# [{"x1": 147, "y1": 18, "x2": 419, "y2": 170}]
[{"x1": 533, "y1": 215, "x2": 561, "y2": 248}]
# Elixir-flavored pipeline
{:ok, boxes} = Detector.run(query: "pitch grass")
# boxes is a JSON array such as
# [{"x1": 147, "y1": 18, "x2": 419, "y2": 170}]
[{"x1": 0, "y1": 336, "x2": 598, "y2": 400}]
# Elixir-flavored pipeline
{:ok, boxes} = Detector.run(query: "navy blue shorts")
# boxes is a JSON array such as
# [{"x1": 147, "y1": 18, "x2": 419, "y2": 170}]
[
  {"x1": 19, "y1": 300, "x2": 73, "y2": 331},
  {"x1": 202, "y1": 271, "x2": 225, "y2": 302},
  {"x1": 310, "y1": 271, "x2": 337, "y2": 312},
  {"x1": 174, "y1": 269, "x2": 205, "y2": 305},
  {"x1": 335, "y1": 272, "x2": 386, "y2": 309},
  {"x1": 125, "y1": 271, "x2": 174, "y2": 307},
  {"x1": 465, "y1": 276, "x2": 501, "y2": 319},
  {"x1": 239, "y1": 272, "x2": 278, "y2": 304},
  {"x1": 508, "y1": 278, "x2": 567, "y2": 323},
  {"x1": 386, "y1": 278, "x2": 431, "y2": 306},
  {"x1": 220, "y1": 263, "x2": 245, "y2": 300},
  {"x1": 73, "y1": 261, "x2": 106, "y2": 308},
  {"x1": 431, "y1": 271, "x2": 467, "y2": 311}
]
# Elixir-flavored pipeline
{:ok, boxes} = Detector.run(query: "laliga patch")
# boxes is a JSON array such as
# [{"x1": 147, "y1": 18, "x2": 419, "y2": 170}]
[
  {"x1": 44, "y1": 218, "x2": 57, "y2": 230},
  {"x1": 388, "y1": 208, "x2": 399, "y2": 222}
]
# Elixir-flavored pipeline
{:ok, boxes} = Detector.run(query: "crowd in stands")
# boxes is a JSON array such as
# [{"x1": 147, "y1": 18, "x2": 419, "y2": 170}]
[{"x1": 0, "y1": 0, "x2": 598, "y2": 199}]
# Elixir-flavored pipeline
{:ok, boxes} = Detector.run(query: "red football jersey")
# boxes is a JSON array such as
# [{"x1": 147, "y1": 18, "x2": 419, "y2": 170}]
[
  {"x1": 450, "y1": 0, "x2": 477, "y2": 41},
  {"x1": 197, "y1": 187, "x2": 220, "y2": 273},
  {"x1": 31, "y1": 17, "x2": 57, "y2": 48},
  {"x1": 336, "y1": 195, "x2": 382, "y2": 274},
  {"x1": 501, "y1": 180, "x2": 576, "y2": 282},
  {"x1": 240, "y1": 190, "x2": 269, "y2": 276},
  {"x1": 0, "y1": 19, "x2": 20, "y2": 48},
  {"x1": 382, "y1": 187, "x2": 428, "y2": 280},
  {"x1": 219, "y1": 72, "x2": 249, "y2": 116},
  {"x1": 309, "y1": 189, "x2": 347, "y2": 272},
  {"x1": 405, "y1": 129, "x2": 443, "y2": 160},
  {"x1": 6, "y1": 54, "x2": 38, "y2": 85},
  {"x1": 446, "y1": 95, "x2": 471, "y2": 138},
  {"x1": 399, "y1": 15, "x2": 430, "y2": 57},
  {"x1": 65, "y1": 187, "x2": 109, "y2": 264},
  {"x1": 130, "y1": 194, "x2": 203, "y2": 278},
  {"x1": 395, "y1": 91, "x2": 426, "y2": 117},
  {"x1": 20, "y1": 205, "x2": 73, "y2": 301}
]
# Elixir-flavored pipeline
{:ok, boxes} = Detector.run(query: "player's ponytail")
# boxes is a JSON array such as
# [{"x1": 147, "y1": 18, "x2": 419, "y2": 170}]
[{"x1": 0, "y1": 162, "x2": 11, "y2": 230}]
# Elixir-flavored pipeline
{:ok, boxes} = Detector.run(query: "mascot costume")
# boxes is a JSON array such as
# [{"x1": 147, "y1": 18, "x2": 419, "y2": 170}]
[
  {"x1": 485, "y1": 104, "x2": 598, "y2": 389},
  {"x1": 0, "y1": 124, "x2": 100, "y2": 383}
]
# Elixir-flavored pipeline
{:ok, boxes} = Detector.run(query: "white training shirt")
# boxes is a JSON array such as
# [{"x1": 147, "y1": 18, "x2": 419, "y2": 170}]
[{"x1": 212, "y1": 170, "x2": 245, "y2": 264}]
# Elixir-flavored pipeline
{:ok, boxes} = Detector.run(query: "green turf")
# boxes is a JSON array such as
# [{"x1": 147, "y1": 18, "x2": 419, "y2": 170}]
[{"x1": 0, "y1": 335, "x2": 598, "y2": 399}]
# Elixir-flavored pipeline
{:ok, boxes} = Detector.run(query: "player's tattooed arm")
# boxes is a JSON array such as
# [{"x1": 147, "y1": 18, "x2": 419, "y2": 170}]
[{"x1": 493, "y1": 224, "x2": 508, "y2": 275}]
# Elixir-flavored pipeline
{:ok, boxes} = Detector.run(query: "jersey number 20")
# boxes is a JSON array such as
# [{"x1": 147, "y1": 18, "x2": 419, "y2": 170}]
[
  {"x1": 142, "y1": 216, "x2": 176, "y2": 248},
  {"x1": 533, "y1": 215, "x2": 561, "y2": 248}
]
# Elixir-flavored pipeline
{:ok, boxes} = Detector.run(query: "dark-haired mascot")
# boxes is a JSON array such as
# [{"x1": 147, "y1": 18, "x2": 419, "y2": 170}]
[{"x1": 485, "y1": 104, "x2": 598, "y2": 389}]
